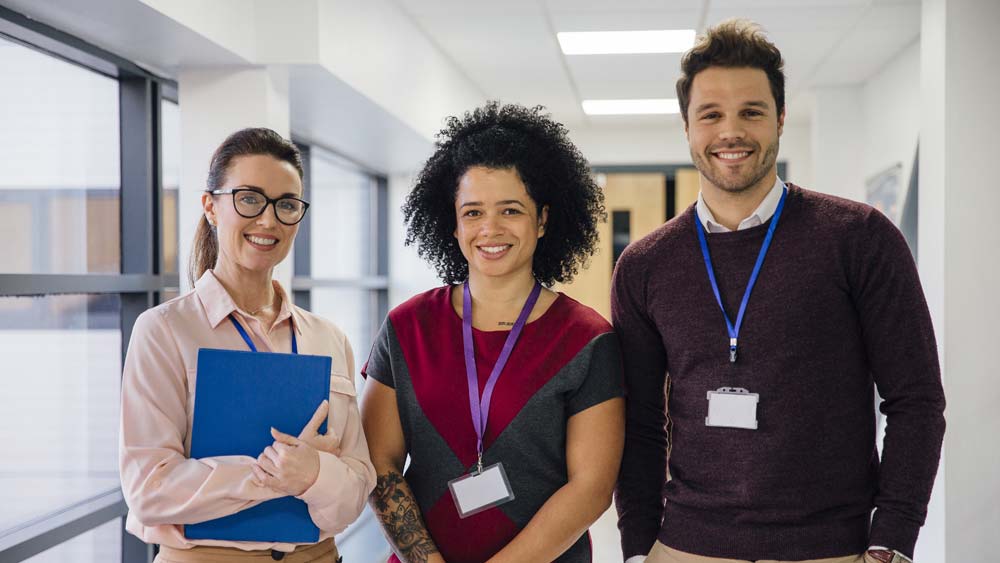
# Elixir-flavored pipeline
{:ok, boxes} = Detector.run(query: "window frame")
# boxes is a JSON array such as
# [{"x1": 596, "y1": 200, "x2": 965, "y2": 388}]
[
  {"x1": 291, "y1": 139, "x2": 390, "y2": 331},
  {"x1": 0, "y1": 5, "x2": 178, "y2": 562}
]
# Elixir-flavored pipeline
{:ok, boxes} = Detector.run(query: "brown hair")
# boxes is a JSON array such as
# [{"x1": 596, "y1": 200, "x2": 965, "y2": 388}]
[
  {"x1": 188, "y1": 127, "x2": 304, "y2": 286},
  {"x1": 676, "y1": 19, "x2": 785, "y2": 124}
]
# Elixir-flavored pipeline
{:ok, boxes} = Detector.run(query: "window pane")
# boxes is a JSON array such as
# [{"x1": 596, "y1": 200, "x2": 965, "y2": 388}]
[
  {"x1": 311, "y1": 288, "x2": 372, "y2": 388},
  {"x1": 162, "y1": 99, "x2": 181, "y2": 275},
  {"x1": 0, "y1": 36, "x2": 121, "y2": 274},
  {"x1": 310, "y1": 149, "x2": 372, "y2": 278},
  {"x1": 23, "y1": 517, "x2": 121, "y2": 563},
  {"x1": 0, "y1": 294, "x2": 122, "y2": 532}
]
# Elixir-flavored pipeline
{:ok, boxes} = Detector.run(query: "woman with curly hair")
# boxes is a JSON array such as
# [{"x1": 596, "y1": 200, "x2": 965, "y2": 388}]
[{"x1": 359, "y1": 102, "x2": 625, "y2": 563}]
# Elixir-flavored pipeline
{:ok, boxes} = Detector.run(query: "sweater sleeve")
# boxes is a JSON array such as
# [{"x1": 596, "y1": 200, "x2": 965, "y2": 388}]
[
  {"x1": 611, "y1": 245, "x2": 669, "y2": 560},
  {"x1": 849, "y1": 209, "x2": 946, "y2": 558}
]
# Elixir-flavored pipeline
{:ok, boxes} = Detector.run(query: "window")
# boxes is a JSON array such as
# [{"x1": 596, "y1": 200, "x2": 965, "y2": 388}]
[
  {"x1": 293, "y1": 144, "x2": 391, "y2": 558},
  {"x1": 0, "y1": 295, "x2": 121, "y2": 532},
  {"x1": 0, "y1": 35, "x2": 120, "y2": 274},
  {"x1": 161, "y1": 100, "x2": 181, "y2": 277},
  {"x1": 294, "y1": 145, "x2": 388, "y2": 384},
  {"x1": 23, "y1": 514, "x2": 121, "y2": 562},
  {"x1": 0, "y1": 8, "x2": 178, "y2": 562}
]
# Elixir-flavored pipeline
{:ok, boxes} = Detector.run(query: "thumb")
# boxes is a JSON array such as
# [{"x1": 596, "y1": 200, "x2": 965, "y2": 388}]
[{"x1": 300, "y1": 400, "x2": 330, "y2": 439}]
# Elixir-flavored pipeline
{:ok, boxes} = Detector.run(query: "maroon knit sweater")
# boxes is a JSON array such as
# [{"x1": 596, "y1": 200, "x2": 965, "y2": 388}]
[{"x1": 611, "y1": 184, "x2": 945, "y2": 560}]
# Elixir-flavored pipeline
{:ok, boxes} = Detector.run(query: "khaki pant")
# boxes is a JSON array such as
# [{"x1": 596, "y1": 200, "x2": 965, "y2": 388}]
[
  {"x1": 155, "y1": 538, "x2": 340, "y2": 563},
  {"x1": 646, "y1": 541, "x2": 879, "y2": 563}
]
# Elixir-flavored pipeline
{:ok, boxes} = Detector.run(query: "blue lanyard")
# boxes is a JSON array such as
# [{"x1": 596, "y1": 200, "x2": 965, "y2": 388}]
[
  {"x1": 228, "y1": 314, "x2": 297, "y2": 354},
  {"x1": 695, "y1": 187, "x2": 787, "y2": 363}
]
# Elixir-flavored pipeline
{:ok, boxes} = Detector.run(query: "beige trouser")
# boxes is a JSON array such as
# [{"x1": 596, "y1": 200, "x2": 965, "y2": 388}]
[
  {"x1": 646, "y1": 541, "x2": 879, "y2": 563},
  {"x1": 155, "y1": 538, "x2": 339, "y2": 562}
]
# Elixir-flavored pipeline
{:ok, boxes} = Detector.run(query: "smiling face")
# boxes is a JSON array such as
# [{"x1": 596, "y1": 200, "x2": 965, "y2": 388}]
[
  {"x1": 685, "y1": 66, "x2": 784, "y2": 195},
  {"x1": 201, "y1": 154, "x2": 303, "y2": 276},
  {"x1": 453, "y1": 166, "x2": 548, "y2": 282}
]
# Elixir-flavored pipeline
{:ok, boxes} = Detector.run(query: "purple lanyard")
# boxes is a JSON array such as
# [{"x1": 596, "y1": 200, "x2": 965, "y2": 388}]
[{"x1": 462, "y1": 280, "x2": 541, "y2": 472}]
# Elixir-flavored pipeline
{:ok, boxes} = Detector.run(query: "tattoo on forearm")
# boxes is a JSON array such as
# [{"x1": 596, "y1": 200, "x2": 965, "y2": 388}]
[{"x1": 371, "y1": 471, "x2": 439, "y2": 562}]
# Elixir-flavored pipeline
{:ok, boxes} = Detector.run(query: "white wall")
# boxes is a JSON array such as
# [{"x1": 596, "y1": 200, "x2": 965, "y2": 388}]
[
  {"x1": 568, "y1": 120, "x2": 812, "y2": 187},
  {"x1": 922, "y1": 0, "x2": 1000, "y2": 560},
  {"x1": 387, "y1": 172, "x2": 441, "y2": 307},
  {"x1": 863, "y1": 41, "x2": 921, "y2": 201},
  {"x1": 812, "y1": 86, "x2": 865, "y2": 202}
]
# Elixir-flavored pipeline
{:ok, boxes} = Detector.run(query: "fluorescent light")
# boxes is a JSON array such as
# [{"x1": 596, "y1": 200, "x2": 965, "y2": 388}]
[
  {"x1": 582, "y1": 99, "x2": 680, "y2": 116},
  {"x1": 558, "y1": 30, "x2": 695, "y2": 55}
]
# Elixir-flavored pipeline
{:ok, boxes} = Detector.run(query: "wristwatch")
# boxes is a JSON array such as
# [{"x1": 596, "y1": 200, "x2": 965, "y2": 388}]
[{"x1": 867, "y1": 549, "x2": 913, "y2": 563}]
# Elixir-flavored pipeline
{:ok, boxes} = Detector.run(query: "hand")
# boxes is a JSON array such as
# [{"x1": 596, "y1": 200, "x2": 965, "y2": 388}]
[
  {"x1": 252, "y1": 400, "x2": 334, "y2": 496},
  {"x1": 293, "y1": 400, "x2": 342, "y2": 456},
  {"x1": 252, "y1": 429, "x2": 319, "y2": 496}
]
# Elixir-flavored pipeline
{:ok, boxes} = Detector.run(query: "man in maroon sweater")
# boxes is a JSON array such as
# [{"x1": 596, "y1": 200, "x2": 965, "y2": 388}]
[{"x1": 611, "y1": 19, "x2": 945, "y2": 563}]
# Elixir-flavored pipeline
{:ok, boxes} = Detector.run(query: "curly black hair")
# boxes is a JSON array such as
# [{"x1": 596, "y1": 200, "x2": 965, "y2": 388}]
[{"x1": 402, "y1": 101, "x2": 605, "y2": 286}]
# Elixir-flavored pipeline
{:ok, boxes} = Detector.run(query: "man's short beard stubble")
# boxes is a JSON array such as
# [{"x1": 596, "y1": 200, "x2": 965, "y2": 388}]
[{"x1": 692, "y1": 137, "x2": 780, "y2": 194}]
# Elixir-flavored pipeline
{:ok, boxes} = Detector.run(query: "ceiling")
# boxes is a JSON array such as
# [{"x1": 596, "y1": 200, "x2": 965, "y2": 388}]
[{"x1": 392, "y1": 0, "x2": 921, "y2": 127}]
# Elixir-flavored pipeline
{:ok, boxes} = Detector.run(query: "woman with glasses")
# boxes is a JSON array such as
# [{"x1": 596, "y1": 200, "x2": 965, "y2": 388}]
[
  {"x1": 120, "y1": 128, "x2": 375, "y2": 562},
  {"x1": 360, "y1": 103, "x2": 625, "y2": 563}
]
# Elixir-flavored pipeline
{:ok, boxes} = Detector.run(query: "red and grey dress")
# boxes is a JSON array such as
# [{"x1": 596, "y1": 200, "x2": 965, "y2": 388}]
[{"x1": 363, "y1": 286, "x2": 623, "y2": 563}]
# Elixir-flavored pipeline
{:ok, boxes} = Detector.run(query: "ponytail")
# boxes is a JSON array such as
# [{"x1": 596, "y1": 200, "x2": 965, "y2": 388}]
[{"x1": 188, "y1": 214, "x2": 218, "y2": 287}]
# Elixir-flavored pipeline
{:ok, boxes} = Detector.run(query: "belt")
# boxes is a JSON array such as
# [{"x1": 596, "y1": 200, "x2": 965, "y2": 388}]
[
  {"x1": 158, "y1": 538, "x2": 339, "y2": 562},
  {"x1": 268, "y1": 549, "x2": 342, "y2": 561}
]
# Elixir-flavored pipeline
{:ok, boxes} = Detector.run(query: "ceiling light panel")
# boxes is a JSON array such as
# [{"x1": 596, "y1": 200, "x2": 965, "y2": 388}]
[
  {"x1": 582, "y1": 99, "x2": 680, "y2": 115},
  {"x1": 558, "y1": 30, "x2": 695, "y2": 55}
]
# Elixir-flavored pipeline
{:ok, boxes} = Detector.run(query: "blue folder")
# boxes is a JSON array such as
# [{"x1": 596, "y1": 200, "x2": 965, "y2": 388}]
[{"x1": 185, "y1": 348, "x2": 332, "y2": 543}]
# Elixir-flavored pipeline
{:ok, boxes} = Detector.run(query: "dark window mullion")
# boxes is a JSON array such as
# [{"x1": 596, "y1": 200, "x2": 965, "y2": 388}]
[
  {"x1": 118, "y1": 74, "x2": 159, "y2": 563},
  {"x1": 374, "y1": 175, "x2": 389, "y2": 320}
]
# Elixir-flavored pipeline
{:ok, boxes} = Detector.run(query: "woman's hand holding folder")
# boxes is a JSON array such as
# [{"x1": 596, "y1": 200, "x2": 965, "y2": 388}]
[{"x1": 251, "y1": 399, "x2": 342, "y2": 496}]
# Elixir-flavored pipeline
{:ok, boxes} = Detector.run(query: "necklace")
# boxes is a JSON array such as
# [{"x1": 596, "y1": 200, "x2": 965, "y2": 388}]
[{"x1": 239, "y1": 291, "x2": 277, "y2": 317}]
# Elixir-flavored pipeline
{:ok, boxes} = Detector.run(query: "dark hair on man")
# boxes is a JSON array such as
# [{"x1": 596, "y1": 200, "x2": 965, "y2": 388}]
[
  {"x1": 402, "y1": 101, "x2": 605, "y2": 286},
  {"x1": 189, "y1": 127, "x2": 303, "y2": 286},
  {"x1": 676, "y1": 19, "x2": 785, "y2": 123}
]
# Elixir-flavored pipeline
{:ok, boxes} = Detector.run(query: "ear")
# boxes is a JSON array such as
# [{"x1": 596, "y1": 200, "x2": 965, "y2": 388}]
[
  {"x1": 777, "y1": 106, "x2": 786, "y2": 137},
  {"x1": 537, "y1": 205, "x2": 549, "y2": 238},
  {"x1": 202, "y1": 192, "x2": 217, "y2": 226}
]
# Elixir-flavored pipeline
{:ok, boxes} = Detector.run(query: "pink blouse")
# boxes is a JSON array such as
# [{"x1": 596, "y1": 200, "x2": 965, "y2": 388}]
[{"x1": 119, "y1": 271, "x2": 375, "y2": 550}]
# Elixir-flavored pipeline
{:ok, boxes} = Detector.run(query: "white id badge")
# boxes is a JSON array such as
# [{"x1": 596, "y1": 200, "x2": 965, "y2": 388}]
[
  {"x1": 447, "y1": 462, "x2": 515, "y2": 518},
  {"x1": 706, "y1": 387, "x2": 759, "y2": 430}
]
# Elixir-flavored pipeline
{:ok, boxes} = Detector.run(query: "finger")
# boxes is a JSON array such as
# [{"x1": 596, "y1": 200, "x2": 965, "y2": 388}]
[
  {"x1": 262, "y1": 446, "x2": 282, "y2": 466},
  {"x1": 257, "y1": 454, "x2": 280, "y2": 475},
  {"x1": 273, "y1": 441, "x2": 295, "y2": 455},
  {"x1": 272, "y1": 426, "x2": 301, "y2": 446},
  {"x1": 300, "y1": 400, "x2": 330, "y2": 439},
  {"x1": 251, "y1": 463, "x2": 270, "y2": 487},
  {"x1": 261, "y1": 471, "x2": 283, "y2": 492}
]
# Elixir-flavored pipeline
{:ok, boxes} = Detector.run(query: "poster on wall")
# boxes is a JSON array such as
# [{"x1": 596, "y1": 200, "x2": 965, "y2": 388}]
[{"x1": 865, "y1": 163, "x2": 903, "y2": 226}]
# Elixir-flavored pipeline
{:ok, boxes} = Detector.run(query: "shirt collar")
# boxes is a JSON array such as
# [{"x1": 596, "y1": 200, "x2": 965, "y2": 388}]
[
  {"x1": 195, "y1": 270, "x2": 301, "y2": 334},
  {"x1": 696, "y1": 177, "x2": 786, "y2": 233}
]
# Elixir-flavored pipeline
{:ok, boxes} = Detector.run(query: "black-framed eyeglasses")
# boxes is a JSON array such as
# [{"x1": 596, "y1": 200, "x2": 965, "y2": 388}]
[{"x1": 209, "y1": 187, "x2": 310, "y2": 226}]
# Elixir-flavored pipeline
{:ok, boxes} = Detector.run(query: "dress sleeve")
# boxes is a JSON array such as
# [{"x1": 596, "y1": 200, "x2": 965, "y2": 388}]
[
  {"x1": 567, "y1": 331, "x2": 624, "y2": 415},
  {"x1": 119, "y1": 309, "x2": 278, "y2": 526},
  {"x1": 361, "y1": 317, "x2": 395, "y2": 389}
]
